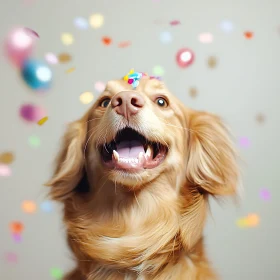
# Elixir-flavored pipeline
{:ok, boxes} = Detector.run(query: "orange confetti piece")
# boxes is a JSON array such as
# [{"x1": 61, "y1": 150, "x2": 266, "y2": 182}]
[
  {"x1": 244, "y1": 31, "x2": 253, "y2": 39},
  {"x1": 102, "y1": 36, "x2": 112, "y2": 45},
  {"x1": 66, "y1": 67, "x2": 75, "y2": 73},
  {"x1": 37, "y1": 116, "x2": 48, "y2": 126},
  {"x1": 22, "y1": 200, "x2": 37, "y2": 214},
  {"x1": 10, "y1": 222, "x2": 24, "y2": 234},
  {"x1": 0, "y1": 152, "x2": 14, "y2": 164}
]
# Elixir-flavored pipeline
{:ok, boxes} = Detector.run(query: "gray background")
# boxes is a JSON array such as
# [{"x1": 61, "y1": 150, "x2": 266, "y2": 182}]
[{"x1": 0, "y1": 0, "x2": 280, "y2": 279}]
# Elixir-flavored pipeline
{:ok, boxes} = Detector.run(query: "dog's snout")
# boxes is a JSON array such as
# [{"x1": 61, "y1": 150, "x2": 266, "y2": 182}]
[{"x1": 111, "y1": 91, "x2": 144, "y2": 119}]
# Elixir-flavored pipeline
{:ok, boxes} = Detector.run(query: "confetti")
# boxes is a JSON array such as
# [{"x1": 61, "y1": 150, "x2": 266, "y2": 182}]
[
  {"x1": 94, "y1": 81, "x2": 105, "y2": 93},
  {"x1": 0, "y1": 152, "x2": 14, "y2": 164},
  {"x1": 10, "y1": 221, "x2": 24, "y2": 234},
  {"x1": 0, "y1": 164, "x2": 11, "y2": 177},
  {"x1": 236, "y1": 213, "x2": 260, "y2": 228},
  {"x1": 58, "y1": 53, "x2": 72, "y2": 63},
  {"x1": 153, "y1": 66, "x2": 165, "y2": 76},
  {"x1": 45, "y1": 53, "x2": 58, "y2": 65},
  {"x1": 22, "y1": 200, "x2": 37, "y2": 214},
  {"x1": 37, "y1": 116, "x2": 48, "y2": 126},
  {"x1": 159, "y1": 31, "x2": 172, "y2": 44},
  {"x1": 170, "y1": 20, "x2": 181, "y2": 26},
  {"x1": 244, "y1": 31, "x2": 253, "y2": 39},
  {"x1": 80, "y1": 92, "x2": 94, "y2": 104},
  {"x1": 198, "y1": 32, "x2": 213, "y2": 44},
  {"x1": 89, "y1": 14, "x2": 104, "y2": 29},
  {"x1": 260, "y1": 188, "x2": 271, "y2": 201},
  {"x1": 41, "y1": 201, "x2": 54, "y2": 213},
  {"x1": 66, "y1": 67, "x2": 75, "y2": 73},
  {"x1": 118, "y1": 41, "x2": 131, "y2": 48},
  {"x1": 238, "y1": 136, "x2": 250, "y2": 148},
  {"x1": 176, "y1": 48, "x2": 195, "y2": 68},
  {"x1": 61, "y1": 33, "x2": 74, "y2": 45},
  {"x1": 189, "y1": 87, "x2": 198, "y2": 98},
  {"x1": 28, "y1": 135, "x2": 41, "y2": 148},
  {"x1": 220, "y1": 20, "x2": 234, "y2": 33},
  {"x1": 12, "y1": 233, "x2": 22, "y2": 243},
  {"x1": 207, "y1": 56, "x2": 218, "y2": 68},
  {"x1": 5, "y1": 252, "x2": 18, "y2": 264},
  {"x1": 50, "y1": 268, "x2": 63, "y2": 280},
  {"x1": 74, "y1": 17, "x2": 88, "y2": 30},
  {"x1": 20, "y1": 104, "x2": 46, "y2": 123},
  {"x1": 256, "y1": 113, "x2": 265, "y2": 123},
  {"x1": 102, "y1": 36, "x2": 112, "y2": 45}
]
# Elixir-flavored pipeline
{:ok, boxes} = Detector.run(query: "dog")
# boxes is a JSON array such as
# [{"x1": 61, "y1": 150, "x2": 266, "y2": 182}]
[{"x1": 46, "y1": 73, "x2": 239, "y2": 280}]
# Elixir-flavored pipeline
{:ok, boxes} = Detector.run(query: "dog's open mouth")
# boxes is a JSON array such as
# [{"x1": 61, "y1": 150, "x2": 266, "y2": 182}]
[{"x1": 99, "y1": 127, "x2": 168, "y2": 171}]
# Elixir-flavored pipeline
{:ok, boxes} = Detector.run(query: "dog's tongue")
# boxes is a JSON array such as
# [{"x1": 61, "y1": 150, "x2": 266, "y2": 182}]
[{"x1": 116, "y1": 140, "x2": 144, "y2": 158}]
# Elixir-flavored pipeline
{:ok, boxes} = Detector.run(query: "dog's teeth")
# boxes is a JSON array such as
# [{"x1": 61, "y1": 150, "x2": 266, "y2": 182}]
[
  {"x1": 145, "y1": 146, "x2": 152, "y2": 159},
  {"x1": 138, "y1": 152, "x2": 145, "y2": 165},
  {"x1": 113, "y1": 150, "x2": 119, "y2": 162}
]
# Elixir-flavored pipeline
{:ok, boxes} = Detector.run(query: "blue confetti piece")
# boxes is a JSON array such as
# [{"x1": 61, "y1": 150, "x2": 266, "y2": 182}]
[{"x1": 40, "y1": 201, "x2": 54, "y2": 213}]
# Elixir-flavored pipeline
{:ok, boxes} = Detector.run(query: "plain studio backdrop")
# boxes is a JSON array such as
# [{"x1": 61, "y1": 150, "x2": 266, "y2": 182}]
[{"x1": 0, "y1": 0, "x2": 280, "y2": 279}]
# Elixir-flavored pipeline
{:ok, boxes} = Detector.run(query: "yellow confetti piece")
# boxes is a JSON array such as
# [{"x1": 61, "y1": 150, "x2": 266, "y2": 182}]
[
  {"x1": 58, "y1": 53, "x2": 72, "y2": 63},
  {"x1": 79, "y1": 92, "x2": 94, "y2": 104},
  {"x1": 61, "y1": 33, "x2": 74, "y2": 45},
  {"x1": 129, "y1": 69, "x2": 134, "y2": 74},
  {"x1": 89, "y1": 14, "x2": 104, "y2": 28},
  {"x1": 0, "y1": 152, "x2": 14, "y2": 164},
  {"x1": 37, "y1": 116, "x2": 48, "y2": 126},
  {"x1": 207, "y1": 56, "x2": 218, "y2": 68},
  {"x1": 22, "y1": 200, "x2": 37, "y2": 214},
  {"x1": 189, "y1": 87, "x2": 198, "y2": 98},
  {"x1": 66, "y1": 67, "x2": 75, "y2": 73},
  {"x1": 123, "y1": 75, "x2": 128, "y2": 81},
  {"x1": 236, "y1": 218, "x2": 248, "y2": 228},
  {"x1": 247, "y1": 213, "x2": 260, "y2": 227}
]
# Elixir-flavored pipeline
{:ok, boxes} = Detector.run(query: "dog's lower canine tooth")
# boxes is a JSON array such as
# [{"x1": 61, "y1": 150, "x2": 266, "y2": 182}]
[
  {"x1": 145, "y1": 145, "x2": 152, "y2": 158},
  {"x1": 113, "y1": 150, "x2": 119, "y2": 162}
]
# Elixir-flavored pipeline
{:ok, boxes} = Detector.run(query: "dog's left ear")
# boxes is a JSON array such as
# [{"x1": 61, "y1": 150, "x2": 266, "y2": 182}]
[{"x1": 186, "y1": 111, "x2": 239, "y2": 196}]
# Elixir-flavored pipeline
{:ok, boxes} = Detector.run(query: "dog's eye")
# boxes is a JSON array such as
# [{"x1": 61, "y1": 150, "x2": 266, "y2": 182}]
[
  {"x1": 155, "y1": 97, "x2": 168, "y2": 108},
  {"x1": 100, "y1": 98, "x2": 111, "y2": 108}
]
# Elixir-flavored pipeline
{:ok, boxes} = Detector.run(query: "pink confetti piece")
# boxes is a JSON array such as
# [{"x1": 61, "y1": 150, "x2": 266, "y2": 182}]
[
  {"x1": 238, "y1": 137, "x2": 251, "y2": 148},
  {"x1": 12, "y1": 233, "x2": 22, "y2": 243},
  {"x1": 198, "y1": 32, "x2": 213, "y2": 44},
  {"x1": 5, "y1": 252, "x2": 18, "y2": 264},
  {"x1": 170, "y1": 20, "x2": 181, "y2": 26},
  {"x1": 94, "y1": 81, "x2": 105, "y2": 93},
  {"x1": 260, "y1": 188, "x2": 271, "y2": 201},
  {"x1": 0, "y1": 164, "x2": 11, "y2": 177}
]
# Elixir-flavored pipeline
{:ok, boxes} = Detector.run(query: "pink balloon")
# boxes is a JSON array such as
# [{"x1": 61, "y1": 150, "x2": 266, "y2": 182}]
[
  {"x1": 176, "y1": 48, "x2": 195, "y2": 68},
  {"x1": 4, "y1": 27, "x2": 38, "y2": 67}
]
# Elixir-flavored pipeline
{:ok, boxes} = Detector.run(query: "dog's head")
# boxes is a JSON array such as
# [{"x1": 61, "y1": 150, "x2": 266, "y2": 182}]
[{"x1": 46, "y1": 75, "x2": 238, "y2": 201}]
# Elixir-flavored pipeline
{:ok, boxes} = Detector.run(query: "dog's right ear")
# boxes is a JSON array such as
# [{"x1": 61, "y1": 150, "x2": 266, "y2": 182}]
[{"x1": 45, "y1": 114, "x2": 89, "y2": 201}]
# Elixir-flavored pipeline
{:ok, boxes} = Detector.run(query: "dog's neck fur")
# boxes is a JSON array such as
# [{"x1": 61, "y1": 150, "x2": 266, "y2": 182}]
[{"x1": 64, "y1": 170, "x2": 217, "y2": 279}]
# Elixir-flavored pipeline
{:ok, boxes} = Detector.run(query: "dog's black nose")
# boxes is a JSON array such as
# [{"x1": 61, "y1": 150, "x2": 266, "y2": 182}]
[{"x1": 111, "y1": 91, "x2": 145, "y2": 120}]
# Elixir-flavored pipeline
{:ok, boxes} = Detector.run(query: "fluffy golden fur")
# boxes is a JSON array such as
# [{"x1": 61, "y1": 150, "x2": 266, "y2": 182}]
[{"x1": 46, "y1": 77, "x2": 239, "y2": 280}]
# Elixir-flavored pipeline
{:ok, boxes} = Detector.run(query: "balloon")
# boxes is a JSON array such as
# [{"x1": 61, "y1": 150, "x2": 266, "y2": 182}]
[
  {"x1": 4, "y1": 27, "x2": 38, "y2": 67},
  {"x1": 176, "y1": 48, "x2": 195, "y2": 68},
  {"x1": 19, "y1": 103, "x2": 46, "y2": 123},
  {"x1": 21, "y1": 59, "x2": 52, "y2": 90}
]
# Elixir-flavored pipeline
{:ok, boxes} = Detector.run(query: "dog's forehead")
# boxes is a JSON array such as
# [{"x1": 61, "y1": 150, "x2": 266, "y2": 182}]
[{"x1": 105, "y1": 78, "x2": 169, "y2": 95}]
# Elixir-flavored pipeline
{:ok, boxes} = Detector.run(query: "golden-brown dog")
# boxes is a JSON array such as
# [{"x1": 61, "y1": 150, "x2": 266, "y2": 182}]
[{"x1": 46, "y1": 74, "x2": 239, "y2": 280}]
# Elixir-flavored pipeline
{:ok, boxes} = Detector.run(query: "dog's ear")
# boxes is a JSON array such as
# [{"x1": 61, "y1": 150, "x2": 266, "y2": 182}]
[
  {"x1": 186, "y1": 111, "x2": 239, "y2": 196},
  {"x1": 45, "y1": 114, "x2": 89, "y2": 201}
]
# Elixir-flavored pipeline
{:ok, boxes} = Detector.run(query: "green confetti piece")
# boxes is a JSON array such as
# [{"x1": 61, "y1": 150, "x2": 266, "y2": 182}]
[
  {"x1": 28, "y1": 135, "x2": 41, "y2": 148},
  {"x1": 152, "y1": 65, "x2": 165, "y2": 76},
  {"x1": 50, "y1": 268, "x2": 63, "y2": 280}
]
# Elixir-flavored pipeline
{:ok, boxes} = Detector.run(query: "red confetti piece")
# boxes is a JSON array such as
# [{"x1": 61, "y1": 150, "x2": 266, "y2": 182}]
[{"x1": 102, "y1": 36, "x2": 112, "y2": 45}]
